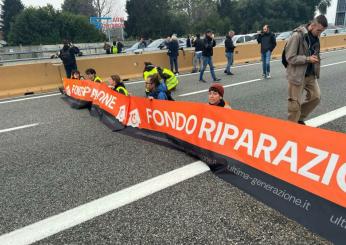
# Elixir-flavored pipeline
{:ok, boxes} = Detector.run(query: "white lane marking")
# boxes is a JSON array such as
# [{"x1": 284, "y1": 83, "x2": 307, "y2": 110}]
[
  {"x1": 0, "y1": 123, "x2": 39, "y2": 134},
  {"x1": 0, "y1": 161, "x2": 210, "y2": 245},
  {"x1": 0, "y1": 93, "x2": 61, "y2": 105},
  {"x1": 320, "y1": 60, "x2": 346, "y2": 68},
  {"x1": 177, "y1": 59, "x2": 346, "y2": 97},
  {"x1": 0, "y1": 104, "x2": 344, "y2": 244},
  {"x1": 125, "y1": 48, "x2": 346, "y2": 86},
  {"x1": 178, "y1": 78, "x2": 262, "y2": 97},
  {"x1": 306, "y1": 106, "x2": 346, "y2": 127}
]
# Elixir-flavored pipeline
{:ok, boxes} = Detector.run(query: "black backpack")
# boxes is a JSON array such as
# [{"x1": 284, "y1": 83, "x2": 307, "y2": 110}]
[{"x1": 282, "y1": 44, "x2": 288, "y2": 68}]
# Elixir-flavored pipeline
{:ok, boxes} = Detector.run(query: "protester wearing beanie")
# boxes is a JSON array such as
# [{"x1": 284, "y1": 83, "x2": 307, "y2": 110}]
[{"x1": 208, "y1": 83, "x2": 231, "y2": 108}]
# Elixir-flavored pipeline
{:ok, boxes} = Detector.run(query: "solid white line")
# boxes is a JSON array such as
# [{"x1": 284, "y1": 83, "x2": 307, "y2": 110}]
[
  {"x1": 0, "y1": 161, "x2": 210, "y2": 245},
  {"x1": 0, "y1": 93, "x2": 60, "y2": 105},
  {"x1": 178, "y1": 78, "x2": 262, "y2": 97},
  {"x1": 306, "y1": 106, "x2": 346, "y2": 127},
  {"x1": 0, "y1": 123, "x2": 39, "y2": 134}
]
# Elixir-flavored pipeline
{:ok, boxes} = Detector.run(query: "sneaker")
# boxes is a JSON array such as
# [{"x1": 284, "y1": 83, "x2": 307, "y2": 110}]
[
  {"x1": 175, "y1": 72, "x2": 179, "y2": 76},
  {"x1": 266, "y1": 73, "x2": 271, "y2": 79},
  {"x1": 214, "y1": 78, "x2": 221, "y2": 82},
  {"x1": 298, "y1": 121, "x2": 306, "y2": 125},
  {"x1": 199, "y1": 79, "x2": 207, "y2": 83},
  {"x1": 262, "y1": 74, "x2": 265, "y2": 78}
]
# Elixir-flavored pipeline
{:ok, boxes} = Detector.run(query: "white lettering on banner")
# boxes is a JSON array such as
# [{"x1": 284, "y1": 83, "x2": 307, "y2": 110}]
[
  {"x1": 146, "y1": 109, "x2": 199, "y2": 135},
  {"x1": 127, "y1": 109, "x2": 141, "y2": 127},
  {"x1": 65, "y1": 85, "x2": 71, "y2": 96},
  {"x1": 298, "y1": 147, "x2": 329, "y2": 182},
  {"x1": 71, "y1": 85, "x2": 91, "y2": 97},
  {"x1": 272, "y1": 141, "x2": 298, "y2": 172},
  {"x1": 196, "y1": 117, "x2": 346, "y2": 193},
  {"x1": 116, "y1": 105, "x2": 126, "y2": 123}
]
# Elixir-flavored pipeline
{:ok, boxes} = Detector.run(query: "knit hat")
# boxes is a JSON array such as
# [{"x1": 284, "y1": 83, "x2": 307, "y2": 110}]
[{"x1": 209, "y1": 83, "x2": 224, "y2": 97}]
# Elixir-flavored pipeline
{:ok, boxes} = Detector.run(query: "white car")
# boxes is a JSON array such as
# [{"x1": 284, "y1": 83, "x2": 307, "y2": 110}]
[
  {"x1": 232, "y1": 35, "x2": 253, "y2": 44},
  {"x1": 276, "y1": 31, "x2": 293, "y2": 40},
  {"x1": 133, "y1": 38, "x2": 187, "y2": 54}
]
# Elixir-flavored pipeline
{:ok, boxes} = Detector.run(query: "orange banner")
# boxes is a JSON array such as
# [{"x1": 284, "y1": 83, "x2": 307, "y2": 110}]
[{"x1": 64, "y1": 78, "x2": 346, "y2": 208}]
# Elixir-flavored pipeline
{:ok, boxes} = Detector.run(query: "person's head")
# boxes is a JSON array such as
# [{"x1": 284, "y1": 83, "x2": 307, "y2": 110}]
[
  {"x1": 110, "y1": 74, "x2": 121, "y2": 87},
  {"x1": 171, "y1": 34, "x2": 178, "y2": 41},
  {"x1": 208, "y1": 83, "x2": 224, "y2": 105},
  {"x1": 71, "y1": 70, "x2": 81, "y2": 79},
  {"x1": 63, "y1": 39, "x2": 70, "y2": 49},
  {"x1": 85, "y1": 68, "x2": 97, "y2": 80},
  {"x1": 140, "y1": 37, "x2": 144, "y2": 42},
  {"x1": 196, "y1": 33, "x2": 200, "y2": 39},
  {"x1": 263, "y1": 25, "x2": 269, "y2": 33},
  {"x1": 308, "y1": 15, "x2": 328, "y2": 37},
  {"x1": 113, "y1": 41, "x2": 117, "y2": 46},
  {"x1": 144, "y1": 61, "x2": 155, "y2": 72},
  {"x1": 206, "y1": 30, "x2": 213, "y2": 38},
  {"x1": 228, "y1": 30, "x2": 235, "y2": 38},
  {"x1": 145, "y1": 73, "x2": 161, "y2": 92}
]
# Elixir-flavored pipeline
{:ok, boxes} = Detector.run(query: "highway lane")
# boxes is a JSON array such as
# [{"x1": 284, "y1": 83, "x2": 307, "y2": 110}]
[{"x1": 0, "y1": 49, "x2": 345, "y2": 244}]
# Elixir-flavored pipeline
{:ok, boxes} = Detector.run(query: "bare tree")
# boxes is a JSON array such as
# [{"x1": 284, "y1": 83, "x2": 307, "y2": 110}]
[{"x1": 93, "y1": 0, "x2": 112, "y2": 17}]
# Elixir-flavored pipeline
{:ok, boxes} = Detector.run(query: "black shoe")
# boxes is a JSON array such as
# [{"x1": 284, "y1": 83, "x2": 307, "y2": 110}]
[
  {"x1": 214, "y1": 78, "x2": 221, "y2": 82},
  {"x1": 199, "y1": 79, "x2": 207, "y2": 83},
  {"x1": 227, "y1": 72, "x2": 234, "y2": 75},
  {"x1": 224, "y1": 70, "x2": 227, "y2": 74},
  {"x1": 298, "y1": 121, "x2": 306, "y2": 125}
]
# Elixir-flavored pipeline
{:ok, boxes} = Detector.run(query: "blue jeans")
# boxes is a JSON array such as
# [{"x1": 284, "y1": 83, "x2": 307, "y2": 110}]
[
  {"x1": 225, "y1": 52, "x2": 234, "y2": 73},
  {"x1": 261, "y1": 50, "x2": 271, "y2": 77},
  {"x1": 199, "y1": 56, "x2": 217, "y2": 81},
  {"x1": 169, "y1": 56, "x2": 178, "y2": 73}
]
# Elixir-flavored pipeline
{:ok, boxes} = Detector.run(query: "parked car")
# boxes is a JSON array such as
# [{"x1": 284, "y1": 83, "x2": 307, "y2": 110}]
[
  {"x1": 125, "y1": 40, "x2": 151, "y2": 53},
  {"x1": 321, "y1": 28, "x2": 338, "y2": 37},
  {"x1": 133, "y1": 38, "x2": 186, "y2": 54},
  {"x1": 232, "y1": 35, "x2": 253, "y2": 44},
  {"x1": 276, "y1": 31, "x2": 293, "y2": 40}
]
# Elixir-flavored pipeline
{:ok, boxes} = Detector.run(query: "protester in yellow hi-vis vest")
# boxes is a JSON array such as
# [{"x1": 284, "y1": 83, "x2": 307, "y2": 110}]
[
  {"x1": 85, "y1": 68, "x2": 103, "y2": 83},
  {"x1": 111, "y1": 41, "x2": 118, "y2": 54},
  {"x1": 110, "y1": 74, "x2": 129, "y2": 96},
  {"x1": 143, "y1": 62, "x2": 179, "y2": 97}
]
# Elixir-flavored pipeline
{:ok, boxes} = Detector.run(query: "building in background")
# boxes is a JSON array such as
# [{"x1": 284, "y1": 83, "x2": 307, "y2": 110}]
[{"x1": 335, "y1": 0, "x2": 346, "y2": 25}]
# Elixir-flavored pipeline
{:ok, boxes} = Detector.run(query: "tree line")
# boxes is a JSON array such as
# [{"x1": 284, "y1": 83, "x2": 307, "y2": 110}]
[{"x1": 0, "y1": 0, "x2": 331, "y2": 45}]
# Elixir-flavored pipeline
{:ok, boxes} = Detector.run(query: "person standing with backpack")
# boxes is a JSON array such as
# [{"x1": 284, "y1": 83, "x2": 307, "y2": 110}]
[
  {"x1": 284, "y1": 15, "x2": 327, "y2": 124},
  {"x1": 59, "y1": 40, "x2": 80, "y2": 78},
  {"x1": 257, "y1": 25, "x2": 276, "y2": 79}
]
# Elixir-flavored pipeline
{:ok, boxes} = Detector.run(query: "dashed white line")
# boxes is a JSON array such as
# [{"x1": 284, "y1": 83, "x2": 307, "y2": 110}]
[
  {"x1": 306, "y1": 106, "x2": 346, "y2": 127},
  {"x1": 178, "y1": 78, "x2": 262, "y2": 97},
  {"x1": 0, "y1": 123, "x2": 39, "y2": 134}
]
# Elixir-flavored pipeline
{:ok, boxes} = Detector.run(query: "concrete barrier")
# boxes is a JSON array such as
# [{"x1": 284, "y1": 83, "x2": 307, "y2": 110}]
[{"x1": 1, "y1": 34, "x2": 346, "y2": 98}]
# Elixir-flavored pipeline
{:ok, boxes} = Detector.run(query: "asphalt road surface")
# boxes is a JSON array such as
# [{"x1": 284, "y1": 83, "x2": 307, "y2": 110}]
[{"x1": 0, "y1": 48, "x2": 345, "y2": 244}]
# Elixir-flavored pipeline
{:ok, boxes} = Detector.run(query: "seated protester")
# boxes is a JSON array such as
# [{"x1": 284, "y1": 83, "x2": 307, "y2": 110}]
[
  {"x1": 111, "y1": 41, "x2": 118, "y2": 54},
  {"x1": 85, "y1": 68, "x2": 102, "y2": 83},
  {"x1": 71, "y1": 70, "x2": 85, "y2": 80},
  {"x1": 145, "y1": 74, "x2": 168, "y2": 100},
  {"x1": 208, "y1": 83, "x2": 231, "y2": 108},
  {"x1": 143, "y1": 62, "x2": 158, "y2": 80},
  {"x1": 110, "y1": 74, "x2": 129, "y2": 96},
  {"x1": 157, "y1": 66, "x2": 179, "y2": 92}
]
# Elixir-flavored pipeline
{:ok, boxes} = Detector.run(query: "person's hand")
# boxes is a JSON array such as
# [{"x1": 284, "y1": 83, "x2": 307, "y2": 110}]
[{"x1": 308, "y1": 55, "x2": 319, "y2": 64}]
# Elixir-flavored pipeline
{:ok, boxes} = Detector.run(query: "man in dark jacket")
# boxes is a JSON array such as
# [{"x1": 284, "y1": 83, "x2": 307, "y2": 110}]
[
  {"x1": 192, "y1": 34, "x2": 204, "y2": 73},
  {"x1": 257, "y1": 25, "x2": 277, "y2": 79},
  {"x1": 224, "y1": 31, "x2": 235, "y2": 75},
  {"x1": 59, "y1": 40, "x2": 80, "y2": 78},
  {"x1": 199, "y1": 30, "x2": 221, "y2": 83},
  {"x1": 167, "y1": 35, "x2": 180, "y2": 74}
]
